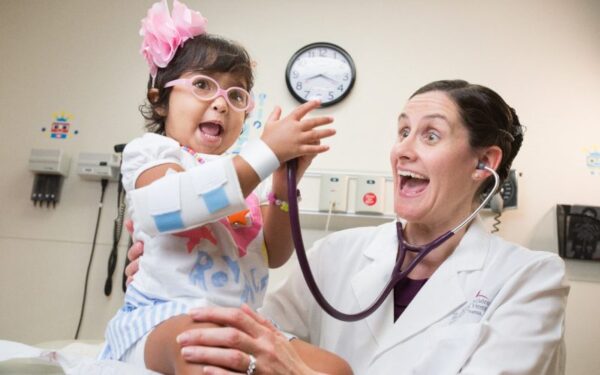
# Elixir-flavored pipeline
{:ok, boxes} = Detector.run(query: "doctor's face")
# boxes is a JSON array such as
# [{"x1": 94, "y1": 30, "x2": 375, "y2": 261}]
[{"x1": 390, "y1": 91, "x2": 481, "y2": 230}]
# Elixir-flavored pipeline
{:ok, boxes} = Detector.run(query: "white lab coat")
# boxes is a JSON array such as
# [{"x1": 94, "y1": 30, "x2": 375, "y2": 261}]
[{"x1": 260, "y1": 219, "x2": 569, "y2": 374}]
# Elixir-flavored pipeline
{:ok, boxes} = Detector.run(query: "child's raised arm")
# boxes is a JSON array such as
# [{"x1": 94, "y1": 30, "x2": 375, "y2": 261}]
[
  {"x1": 126, "y1": 100, "x2": 333, "y2": 240},
  {"x1": 258, "y1": 100, "x2": 336, "y2": 267}
]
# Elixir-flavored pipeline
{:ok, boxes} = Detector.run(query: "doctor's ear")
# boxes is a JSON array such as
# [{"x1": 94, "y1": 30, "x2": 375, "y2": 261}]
[{"x1": 473, "y1": 146, "x2": 503, "y2": 180}]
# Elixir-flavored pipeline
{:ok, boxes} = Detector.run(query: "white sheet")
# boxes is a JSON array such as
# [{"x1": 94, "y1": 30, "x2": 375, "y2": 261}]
[{"x1": 0, "y1": 340, "x2": 157, "y2": 375}]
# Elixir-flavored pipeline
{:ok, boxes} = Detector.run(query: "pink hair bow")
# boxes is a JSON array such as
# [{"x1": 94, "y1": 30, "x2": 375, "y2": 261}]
[{"x1": 139, "y1": 0, "x2": 207, "y2": 80}]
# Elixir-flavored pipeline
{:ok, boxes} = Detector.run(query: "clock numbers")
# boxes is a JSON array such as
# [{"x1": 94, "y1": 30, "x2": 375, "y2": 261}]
[{"x1": 286, "y1": 42, "x2": 356, "y2": 107}]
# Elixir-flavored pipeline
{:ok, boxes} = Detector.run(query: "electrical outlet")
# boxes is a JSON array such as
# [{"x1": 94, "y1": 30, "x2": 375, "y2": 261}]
[{"x1": 318, "y1": 174, "x2": 349, "y2": 212}]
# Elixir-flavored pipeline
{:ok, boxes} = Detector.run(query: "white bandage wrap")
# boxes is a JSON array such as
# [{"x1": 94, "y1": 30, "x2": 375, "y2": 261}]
[
  {"x1": 238, "y1": 139, "x2": 280, "y2": 181},
  {"x1": 128, "y1": 157, "x2": 246, "y2": 237}
]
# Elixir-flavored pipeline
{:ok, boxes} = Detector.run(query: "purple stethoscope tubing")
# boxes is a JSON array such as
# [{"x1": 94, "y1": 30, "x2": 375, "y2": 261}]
[{"x1": 287, "y1": 159, "x2": 500, "y2": 322}]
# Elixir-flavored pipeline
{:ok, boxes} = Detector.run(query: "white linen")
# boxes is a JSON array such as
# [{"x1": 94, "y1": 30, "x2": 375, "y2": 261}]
[{"x1": 0, "y1": 340, "x2": 156, "y2": 374}]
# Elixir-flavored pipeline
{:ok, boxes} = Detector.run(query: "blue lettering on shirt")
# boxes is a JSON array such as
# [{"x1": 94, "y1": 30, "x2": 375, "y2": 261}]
[
  {"x1": 223, "y1": 255, "x2": 241, "y2": 283},
  {"x1": 211, "y1": 271, "x2": 228, "y2": 287},
  {"x1": 189, "y1": 251, "x2": 213, "y2": 290}
]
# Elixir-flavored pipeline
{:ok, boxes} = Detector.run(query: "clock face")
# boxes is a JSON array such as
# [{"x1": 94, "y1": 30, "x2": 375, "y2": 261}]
[{"x1": 285, "y1": 42, "x2": 356, "y2": 107}]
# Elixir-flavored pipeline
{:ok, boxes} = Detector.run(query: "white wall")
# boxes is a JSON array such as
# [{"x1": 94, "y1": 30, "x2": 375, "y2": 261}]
[{"x1": 1, "y1": 0, "x2": 599, "y2": 373}]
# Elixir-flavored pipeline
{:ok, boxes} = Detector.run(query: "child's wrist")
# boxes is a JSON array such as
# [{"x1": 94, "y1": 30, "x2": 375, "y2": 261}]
[
  {"x1": 267, "y1": 190, "x2": 301, "y2": 213},
  {"x1": 238, "y1": 139, "x2": 280, "y2": 181},
  {"x1": 267, "y1": 191, "x2": 289, "y2": 213}
]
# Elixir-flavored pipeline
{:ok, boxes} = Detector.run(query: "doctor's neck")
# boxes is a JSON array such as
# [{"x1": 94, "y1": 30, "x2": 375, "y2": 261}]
[{"x1": 402, "y1": 223, "x2": 470, "y2": 279}]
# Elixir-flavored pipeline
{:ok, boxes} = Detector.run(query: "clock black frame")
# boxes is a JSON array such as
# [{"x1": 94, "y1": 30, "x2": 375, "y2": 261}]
[{"x1": 285, "y1": 42, "x2": 356, "y2": 108}]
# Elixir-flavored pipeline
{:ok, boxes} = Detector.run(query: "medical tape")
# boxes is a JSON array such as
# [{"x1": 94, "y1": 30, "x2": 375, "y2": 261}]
[
  {"x1": 129, "y1": 157, "x2": 246, "y2": 236},
  {"x1": 238, "y1": 139, "x2": 280, "y2": 181}
]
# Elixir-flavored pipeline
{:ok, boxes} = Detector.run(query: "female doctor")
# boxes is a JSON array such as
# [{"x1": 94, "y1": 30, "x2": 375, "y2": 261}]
[{"x1": 127, "y1": 80, "x2": 569, "y2": 374}]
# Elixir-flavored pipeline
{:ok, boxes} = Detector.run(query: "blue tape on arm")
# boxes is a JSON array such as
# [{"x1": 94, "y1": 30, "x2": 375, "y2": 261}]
[
  {"x1": 153, "y1": 211, "x2": 185, "y2": 232},
  {"x1": 129, "y1": 157, "x2": 246, "y2": 236},
  {"x1": 202, "y1": 186, "x2": 230, "y2": 213}
]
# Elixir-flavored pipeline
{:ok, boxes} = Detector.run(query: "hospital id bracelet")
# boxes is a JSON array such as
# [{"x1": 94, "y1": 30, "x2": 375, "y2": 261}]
[
  {"x1": 267, "y1": 190, "x2": 301, "y2": 213},
  {"x1": 239, "y1": 139, "x2": 280, "y2": 181}
]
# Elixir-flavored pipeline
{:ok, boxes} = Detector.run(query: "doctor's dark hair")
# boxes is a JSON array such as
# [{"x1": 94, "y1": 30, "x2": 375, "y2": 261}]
[
  {"x1": 139, "y1": 33, "x2": 254, "y2": 134},
  {"x1": 410, "y1": 80, "x2": 524, "y2": 194}
]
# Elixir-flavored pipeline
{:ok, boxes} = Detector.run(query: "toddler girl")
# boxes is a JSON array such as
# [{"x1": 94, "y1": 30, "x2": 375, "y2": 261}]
[{"x1": 100, "y1": 1, "x2": 350, "y2": 374}]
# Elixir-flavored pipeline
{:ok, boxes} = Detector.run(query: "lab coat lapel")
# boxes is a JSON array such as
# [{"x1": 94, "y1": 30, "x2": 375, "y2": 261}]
[
  {"x1": 350, "y1": 222, "x2": 398, "y2": 345},
  {"x1": 373, "y1": 219, "x2": 490, "y2": 357}
]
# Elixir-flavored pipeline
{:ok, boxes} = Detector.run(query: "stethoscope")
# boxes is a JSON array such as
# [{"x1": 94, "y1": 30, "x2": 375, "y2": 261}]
[{"x1": 286, "y1": 160, "x2": 500, "y2": 322}]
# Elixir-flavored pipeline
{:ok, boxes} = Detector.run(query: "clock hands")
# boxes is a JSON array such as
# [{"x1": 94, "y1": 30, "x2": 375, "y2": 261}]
[{"x1": 306, "y1": 73, "x2": 338, "y2": 85}]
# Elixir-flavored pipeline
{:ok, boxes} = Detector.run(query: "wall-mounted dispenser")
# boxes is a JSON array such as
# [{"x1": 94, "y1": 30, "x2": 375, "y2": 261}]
[
  {"x1": 28, "y1": 149, "x2": 70, "y2": 207},
  {"x1": 76, "y1": 152, "x2": 121, "y2": 181}
]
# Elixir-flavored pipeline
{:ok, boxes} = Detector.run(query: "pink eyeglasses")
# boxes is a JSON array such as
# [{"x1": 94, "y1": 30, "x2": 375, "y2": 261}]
[{"x1": 165, "y1": 74, "x2": 255, "y2": 112}]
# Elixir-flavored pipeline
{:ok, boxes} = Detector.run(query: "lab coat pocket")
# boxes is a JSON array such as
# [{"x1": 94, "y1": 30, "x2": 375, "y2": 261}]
[{"x1": 411, "y1": 322, "x2": 487, "y2": 375}]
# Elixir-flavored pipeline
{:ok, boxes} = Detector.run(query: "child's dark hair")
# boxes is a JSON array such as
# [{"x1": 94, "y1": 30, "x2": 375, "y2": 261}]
[{"x1": 140, "y1": 34, "x2": 254, "y2": 134}]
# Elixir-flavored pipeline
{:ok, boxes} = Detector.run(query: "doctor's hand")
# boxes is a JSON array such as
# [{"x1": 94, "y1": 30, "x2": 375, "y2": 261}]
[
  {"x1": 179, "y1": 305, "x2": 349, "y2": 375},
  {"x1": 124, "y1": 219, "x2": 144, "y2": 285}
]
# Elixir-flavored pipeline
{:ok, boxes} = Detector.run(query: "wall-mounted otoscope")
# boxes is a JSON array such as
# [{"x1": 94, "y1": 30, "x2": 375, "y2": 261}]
[{"x1": 28, "y1": 149, "x2": 70, "y2": 207}]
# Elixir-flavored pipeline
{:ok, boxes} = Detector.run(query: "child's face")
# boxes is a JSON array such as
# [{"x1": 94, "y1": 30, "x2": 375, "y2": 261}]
[{"x1": 164, "y1": 72, "x2": 246, "y2": 155}]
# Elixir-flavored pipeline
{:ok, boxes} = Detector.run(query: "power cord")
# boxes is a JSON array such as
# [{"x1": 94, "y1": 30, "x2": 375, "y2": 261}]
[
  {"x1": 324, "y1": 201, "x2": 335, "y2": 232},
  {"x1": 491, "y1": 212, "x2": 502, "y2": 233},
  {"x1": 490, "y1": 193, "x2": 504, "y2": 234},
  {"x1": 74, "y1": 178, "x2": 108, "y2": 340}
]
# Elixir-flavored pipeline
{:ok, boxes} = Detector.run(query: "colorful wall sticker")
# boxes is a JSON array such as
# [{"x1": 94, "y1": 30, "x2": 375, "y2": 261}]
[{"x1": 41, "y1": 112, "x2": 79, "y2": 139}]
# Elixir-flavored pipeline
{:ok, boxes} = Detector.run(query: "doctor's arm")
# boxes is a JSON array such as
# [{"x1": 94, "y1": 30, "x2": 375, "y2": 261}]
[
  {"x1": 460, "y1": 256, "x2": 569, "y2": 375},
  {"x1": 180, "y1": 305, "x2": 352, "y2": 375},
  {"x1": 176, "y1": 237, "x2": 351, "y2": 374},
  {"x1": 124, "y1": 245, "x2": 349, "y2": 374}
]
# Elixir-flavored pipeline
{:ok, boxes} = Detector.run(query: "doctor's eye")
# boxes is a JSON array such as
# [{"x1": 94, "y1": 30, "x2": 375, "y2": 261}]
[
  {"x1": 398, "y1": 127, "x2": 410, "y2": 140},
  {"x1": 424, "y1": 130, "x2": 441, "y2": 144}
]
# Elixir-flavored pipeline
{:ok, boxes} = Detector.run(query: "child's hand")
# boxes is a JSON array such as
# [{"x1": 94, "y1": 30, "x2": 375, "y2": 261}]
[{"x1": 261, "y1": 100, "x2": 335, "y2": 164}]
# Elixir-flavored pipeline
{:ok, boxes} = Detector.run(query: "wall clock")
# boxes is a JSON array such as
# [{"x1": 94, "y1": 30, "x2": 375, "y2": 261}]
[{"x1": 285, "y1": 42, "x2": 356, "y2": 107}]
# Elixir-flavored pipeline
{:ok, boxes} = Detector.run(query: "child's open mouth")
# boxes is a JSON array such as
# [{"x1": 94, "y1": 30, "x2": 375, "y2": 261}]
[{"x1": 198, "y1": 122, "x2": 224, "y2": 142}]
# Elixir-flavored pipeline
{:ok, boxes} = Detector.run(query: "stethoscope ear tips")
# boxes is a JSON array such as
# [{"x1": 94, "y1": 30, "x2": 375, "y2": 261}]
[{"x1": 477, "y1": 161, "x2": 487, "y2": 170}]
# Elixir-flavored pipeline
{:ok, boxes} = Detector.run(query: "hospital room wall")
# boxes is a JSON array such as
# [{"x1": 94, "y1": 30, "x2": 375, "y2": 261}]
[{"x1": 0, "y1": 0, "x2": 598, "y2": 372}]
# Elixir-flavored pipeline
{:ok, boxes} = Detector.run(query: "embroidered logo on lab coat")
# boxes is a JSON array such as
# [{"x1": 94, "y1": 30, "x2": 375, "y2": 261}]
[
  {"x1": 466, "y1": 291, "x2": 491, "y2": 317},
  {"x1": 450, "y1": 290, "x2": 491, "y2": 324}
]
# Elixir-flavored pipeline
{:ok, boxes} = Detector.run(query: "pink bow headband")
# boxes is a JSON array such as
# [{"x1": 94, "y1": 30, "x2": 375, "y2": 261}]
[{"x1": 140, "y1": 0, "x2": 207, "y2": 84}]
